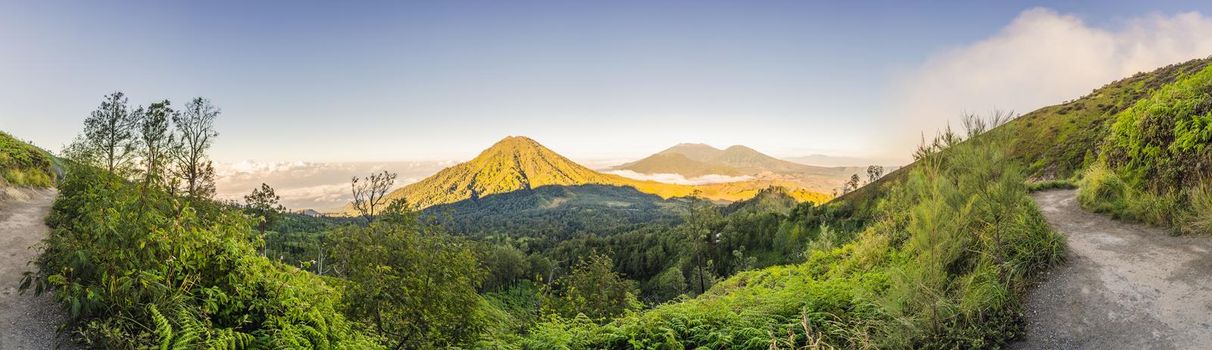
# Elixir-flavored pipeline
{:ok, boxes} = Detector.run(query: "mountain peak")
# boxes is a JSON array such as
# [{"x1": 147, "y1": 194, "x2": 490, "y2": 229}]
[
  {"x1": 490, "y1": 135, "x2": 542, "y2": 148},
  {"x1": 723, "y1": 145, "x2": 760, "y2": 153}
]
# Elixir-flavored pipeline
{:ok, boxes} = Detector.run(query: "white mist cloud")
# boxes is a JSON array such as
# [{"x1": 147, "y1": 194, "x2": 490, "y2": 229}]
[
  {"x1": 605, "y1": 170, "x2": 754, "y2": 185},
  {"x1": 213, "y1": 160, "x2": 453, "y2": 211},
  {"x1": 891, "y1": 8, "x2": 1212, "y2": 155}
]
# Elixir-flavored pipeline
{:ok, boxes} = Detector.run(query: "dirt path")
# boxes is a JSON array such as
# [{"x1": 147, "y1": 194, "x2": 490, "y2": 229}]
[
  {"x1": 1013, "y1": 189, "x2": 1212, "y2": 349},
  {"x1": 0, "y1": 189, "x2": 73, "y2": 349}
]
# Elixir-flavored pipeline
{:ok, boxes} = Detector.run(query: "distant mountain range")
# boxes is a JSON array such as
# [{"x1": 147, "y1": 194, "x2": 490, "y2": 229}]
[
  {"x1": 363, "y1": 136, "x2": 830, "y2": 211},
  {"x1": 612, "y1": 143, "x2": 869, "y2": 194}
]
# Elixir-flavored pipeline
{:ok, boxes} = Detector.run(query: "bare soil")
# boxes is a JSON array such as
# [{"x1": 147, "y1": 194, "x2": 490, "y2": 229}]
[
  {"x1": 1013, "y1": 189, "x2": 1212, "y2": 349},
  {"x1": 0, "y1": 189, "x2": 73, "y2": 349}
]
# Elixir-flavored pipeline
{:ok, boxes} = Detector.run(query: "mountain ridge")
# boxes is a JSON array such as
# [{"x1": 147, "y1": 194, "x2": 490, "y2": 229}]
[{"x1": 363, "y1": 136, "x2": 831, "y2": 212}]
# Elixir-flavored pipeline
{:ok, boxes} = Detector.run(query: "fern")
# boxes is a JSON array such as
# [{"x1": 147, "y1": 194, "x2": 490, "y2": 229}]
[{"x1": 148, "y1": 304, "x2": 174, "y2": 350}]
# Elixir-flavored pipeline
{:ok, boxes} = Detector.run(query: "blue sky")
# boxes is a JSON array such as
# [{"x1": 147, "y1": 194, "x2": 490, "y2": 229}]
[{"x1": 3, "y1": 1, "x2": 1212, "y2": 163}]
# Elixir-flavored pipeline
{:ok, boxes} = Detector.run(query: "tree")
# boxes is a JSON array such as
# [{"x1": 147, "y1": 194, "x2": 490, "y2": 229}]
[
  {"x1": 333, "y1": 201, "x2": 484, "y2": 348},
  {"x1": 136, "y1": 101, "x2": 177, "y2": 188},
  {"x1": 351, "y1": 170, "x2": 397, "y2": 222},
  {"x1": 681, "y1": 202, "x2": 724, "y2": 295},
  {"x1": 172, "y1": 97, "x2": 220, "y2": 199},
  {"x1": 843, "y1": 174, "x2": 861, "y2": 194},
  {"x1": 477, "y1": 243, "x2": 529, "y2": 291},
  {"x1": 244, "y1": 183, "x2": 285, "y2": 235},
  {"x1": 867, "y1": 165, "x2": 884, "y2": 184},
  {"x1": 70, "y1": 92, "x2": 137, "y2": 175},
  {"x1": 541, "y1": 254, "x2": 640, "y2": 323}
]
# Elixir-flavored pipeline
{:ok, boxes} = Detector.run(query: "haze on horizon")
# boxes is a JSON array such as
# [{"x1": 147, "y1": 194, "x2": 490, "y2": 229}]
[{"x1": 5, "y1": 0, "x2": 1212, "y2": 209}]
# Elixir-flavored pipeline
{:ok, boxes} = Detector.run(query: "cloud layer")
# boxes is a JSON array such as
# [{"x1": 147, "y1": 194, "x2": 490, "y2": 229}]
[
  {"x1": 214, "y1": 160, "x2": 452, "y2": 211},
  {"x1": 605, "y1": 170, "x2": 754, "y2": 185},
  {"x1": 891, "y1": 8, "x2": 1212, "y2": 154}
]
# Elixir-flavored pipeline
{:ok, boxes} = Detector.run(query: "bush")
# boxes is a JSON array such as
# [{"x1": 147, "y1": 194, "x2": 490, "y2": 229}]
[
  {"x1": 28, "y1": 165, "x2": 379, "y2": 349},
  {"x1": 1078, "y1": 164, "x2": 1129, "y2": 214}
]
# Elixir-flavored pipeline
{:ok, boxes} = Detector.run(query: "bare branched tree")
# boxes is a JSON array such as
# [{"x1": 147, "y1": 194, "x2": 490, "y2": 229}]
[
  {"x1": 352, "y1": 170, "x2": 398, "y2": 222},
  {"x1": 172, "y1": 97, "x2": 220, "y2": 199}
]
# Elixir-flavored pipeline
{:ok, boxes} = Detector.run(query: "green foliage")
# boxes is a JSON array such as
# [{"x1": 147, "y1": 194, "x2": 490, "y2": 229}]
[
  {"x1": 244, "y1": 183, "x2": 285, "y2": 234},
  {"x1": 31, "y1": 165, "x2": 379, "y2": 349},
  {"x1": 487, "y1": 119, "x2": 1064, "y2": 349},
  {"x1": 1078, "y1": 163, "x2": 1187, "y2": 229},
  {"x1": 1073, "y1": 64, "x2": 1212, "y2": 234},
  {"x1": 0, "y1": 130, "x2": 55, "y2": 187},
  {"x1": 541, "y1": 254, "x2": 642, "y2": 323},
  {"x1": 330, "y1": 201, "x2": 486, "y2": 348},
  {"x1": 1105, "y1": 64, "x2": 1212, "y2": 189}
]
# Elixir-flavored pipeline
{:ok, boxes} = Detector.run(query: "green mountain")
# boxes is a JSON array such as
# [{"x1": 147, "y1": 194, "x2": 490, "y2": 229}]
[{"x1": 374, "y1": 136, "x2": 831, "y2": 211}]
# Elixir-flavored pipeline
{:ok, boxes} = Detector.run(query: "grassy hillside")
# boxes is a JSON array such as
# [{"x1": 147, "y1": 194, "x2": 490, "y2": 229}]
[
  {"x1": 996, "y1": 57, "x2": 1212, "y2": 180},
  {"x1": 489, "y1": 118, "x2": 1063, "y2": 349},
  {"x1": 0, "y1": 130, "x2": 55, "y2": 187},
  {"x1": 371, "y1": 136, "x2": 830, "y2": 211},
  {"x1": 841, "y1": 56, "x2": 1212, "y2": 216}
]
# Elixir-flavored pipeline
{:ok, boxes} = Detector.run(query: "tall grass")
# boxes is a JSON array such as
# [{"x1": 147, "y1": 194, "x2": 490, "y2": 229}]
[
  {"x1": 1179, "y1": 184, "x2": 1212, "y2": 234},
  {"x1": 1078, "y1": 163, "x2": 1197, "y2": 231}
]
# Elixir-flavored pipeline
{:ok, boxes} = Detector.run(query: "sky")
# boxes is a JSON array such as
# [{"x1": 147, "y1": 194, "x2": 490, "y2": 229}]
[{"x1": 4, "y1": 1, "x2": 1212, "y2": 208}]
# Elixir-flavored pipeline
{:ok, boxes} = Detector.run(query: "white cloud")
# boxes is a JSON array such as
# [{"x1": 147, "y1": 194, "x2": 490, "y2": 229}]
[
  {"x1": 213, "y1": 160, "x2": 450, "y2": 211},
  {"x1": 890, "y1": 8, "x2": 1212, "y2": 155},
  {"x1": 605, "y1": 170, "x2": 754, "y2": 185}
]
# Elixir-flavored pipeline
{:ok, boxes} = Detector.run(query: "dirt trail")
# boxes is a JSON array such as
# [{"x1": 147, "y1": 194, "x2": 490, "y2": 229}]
[
  {"x1": 0, "y1": 189, "x2": 73, "y2": 349},
  {"x1": 1014, "y1": 189, "x2": 1212, "y2": 349}
]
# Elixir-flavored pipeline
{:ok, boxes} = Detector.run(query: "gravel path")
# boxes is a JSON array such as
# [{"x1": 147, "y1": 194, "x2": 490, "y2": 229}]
[
  {"x1": 0, "y1": 189, "x2": 73, "y2": 349},
  {"x1": 1013, "y1": 189, "x2": 1212, "y2": 349}
]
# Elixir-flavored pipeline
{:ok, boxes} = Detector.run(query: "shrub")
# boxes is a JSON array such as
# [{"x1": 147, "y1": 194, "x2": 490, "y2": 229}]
[
  {"x1": 1078, "y1": 164, "x2": 1129, "y2": 215},
  {"x1": 28, "y1": 165, "x2": 380, "y2": 349}
]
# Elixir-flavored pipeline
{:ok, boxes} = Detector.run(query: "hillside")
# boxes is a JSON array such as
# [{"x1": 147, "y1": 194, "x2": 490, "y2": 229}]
[
  {"x1": 373, "y1": 136, "x2": 830, "y2": 210},
  {"x1": 0, "y1": 131, "x2": 55, "y2": 188},
  {"x1": 840, "y1": 56, "x2": 1212, "y2": 211},
  {"x1": 998, "y1": 57, "x2": 1212, "y2": 180}
]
